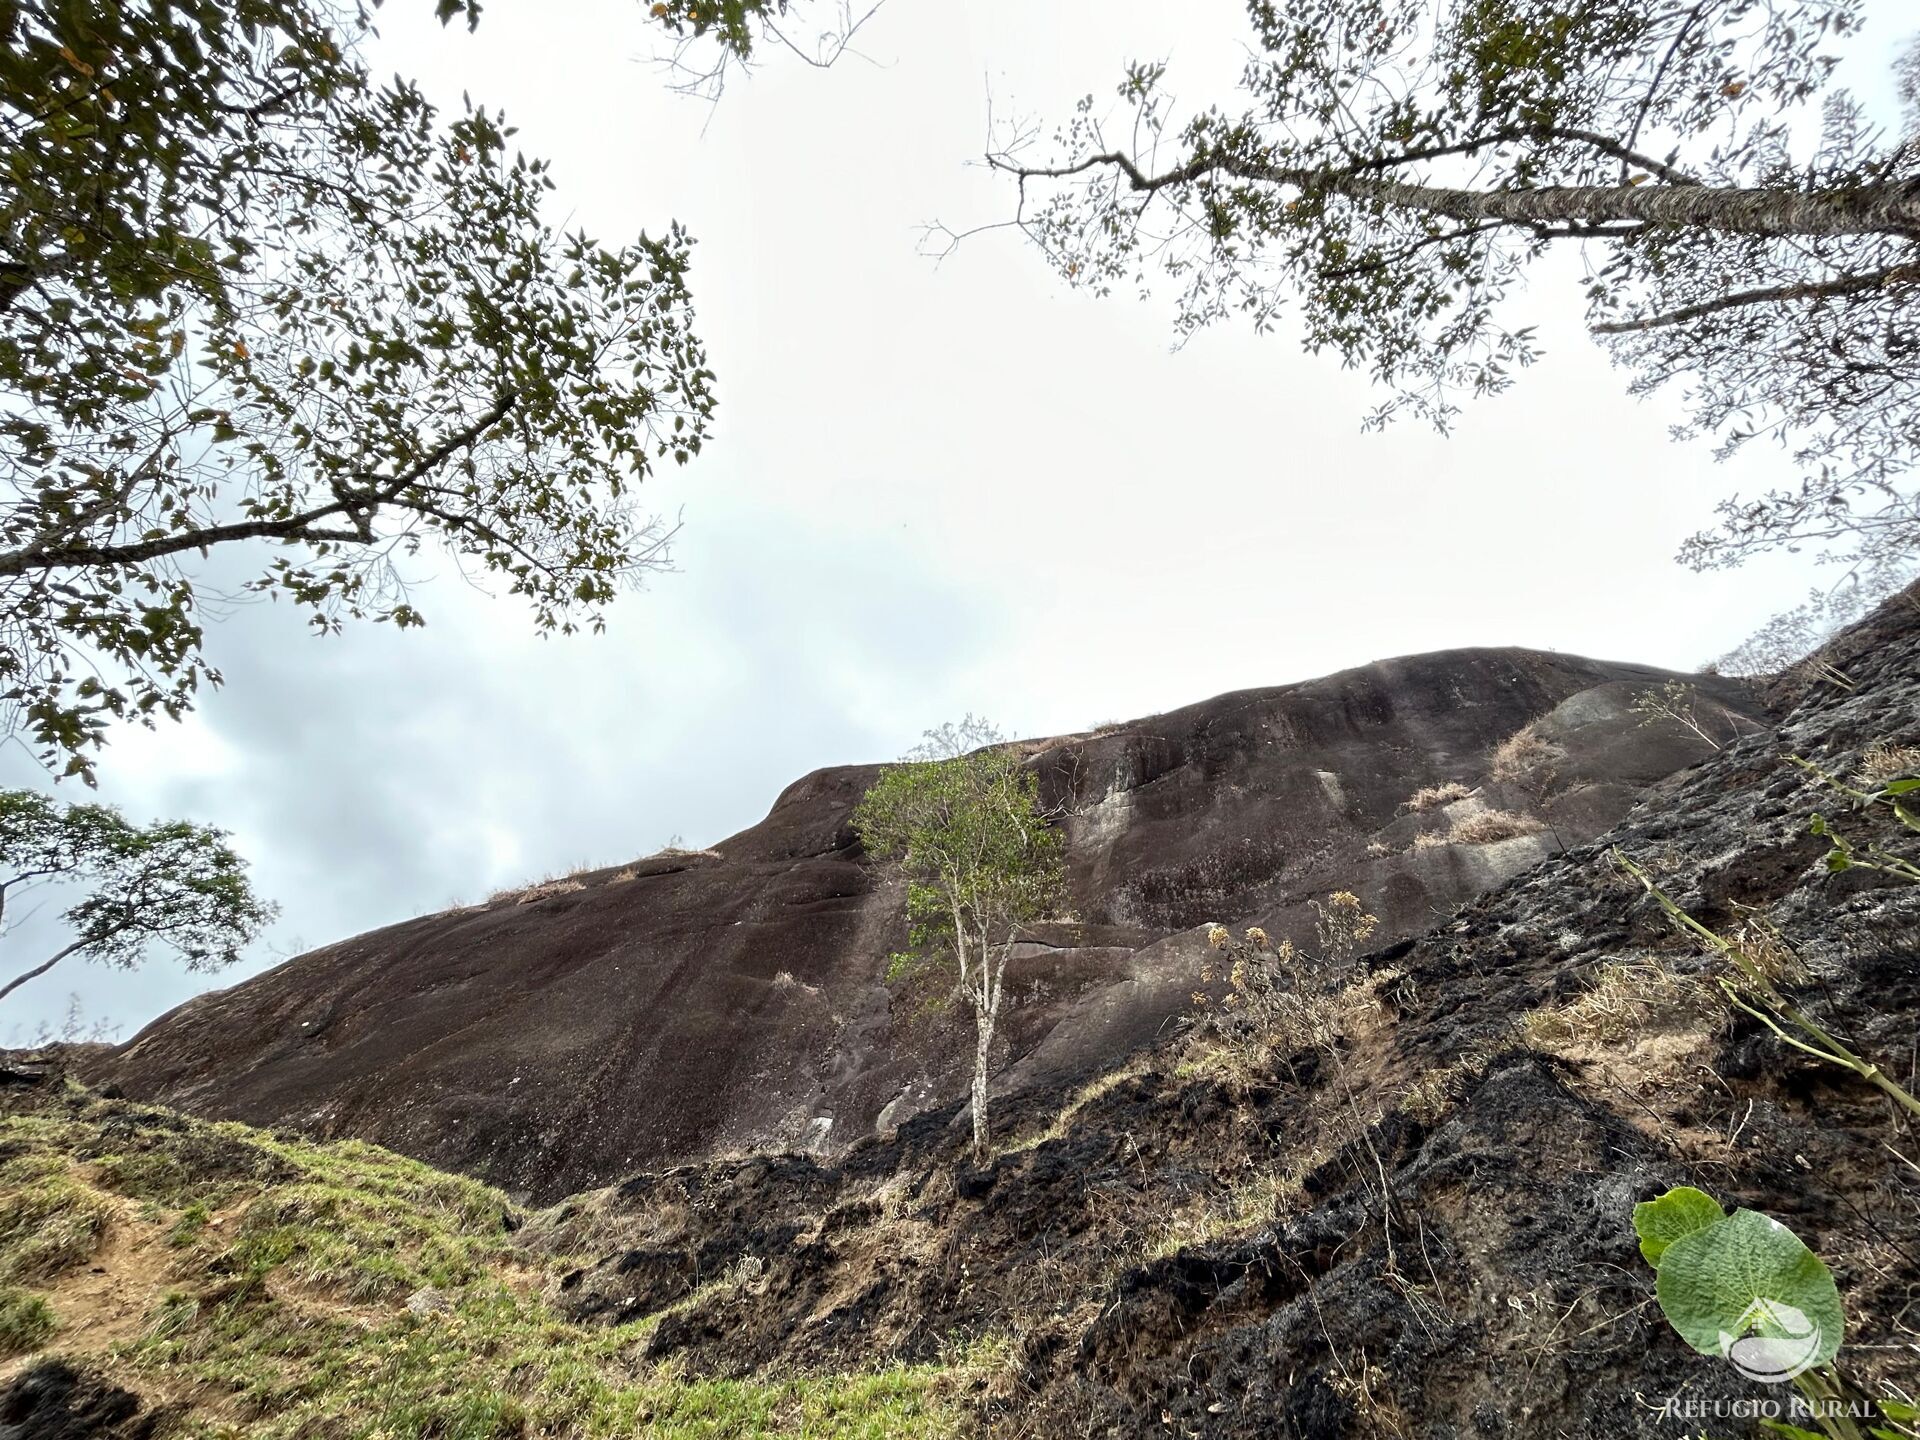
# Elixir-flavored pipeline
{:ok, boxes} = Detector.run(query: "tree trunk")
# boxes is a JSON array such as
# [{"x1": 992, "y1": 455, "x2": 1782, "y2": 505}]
[
  {"x1": 1210, "y1": 155, "x2": 1920, "y2": 238},
  {"x1": 0, "y1": 937, "x2": 91, "y2": 1006},
  {"x1": 969, "y1": 998, "x2": 994, "y2": 1163}
]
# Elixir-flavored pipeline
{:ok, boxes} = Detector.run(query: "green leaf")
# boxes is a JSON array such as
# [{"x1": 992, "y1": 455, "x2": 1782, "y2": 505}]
[
  {"x1": 1633, "y1": 1186, "x2": 1726, "y2": 1266},
  {"x1": 1655, "y1": 1208, "x2": 1843, "y2": 1378},
  {"x1": 1881, "y1": 779, "x2": 1920, "y2": 796}
]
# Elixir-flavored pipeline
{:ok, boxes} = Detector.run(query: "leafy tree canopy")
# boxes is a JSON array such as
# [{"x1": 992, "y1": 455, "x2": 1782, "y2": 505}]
[
  {"x1": 853, "y1": 747, "x2": 1064, "y2": 972},
  {"x1": 0, "y1": 788, "x2": 274, "y2": 1006},
  {"x1": 0, "y1": 0, "x2": 717, "y2": 781},
  {"x1": 962, "y1": 0, "x2": 1918, "y2": 601}
]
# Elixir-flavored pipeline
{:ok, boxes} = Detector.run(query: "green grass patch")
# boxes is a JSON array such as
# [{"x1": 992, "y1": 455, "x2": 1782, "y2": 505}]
[
  {"x1": 0, "y1": 1150, "x2": 108, "y2": 1282},
  {"x1": 0, "y1": 1284, "x2": 56, "y2": 1356},
  {"x1": 2, "y1": 1086, "x2": 973, "y2": 1439}
]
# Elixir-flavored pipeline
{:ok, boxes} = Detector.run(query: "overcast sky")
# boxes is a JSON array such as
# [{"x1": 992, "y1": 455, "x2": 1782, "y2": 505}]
[{"x1": 3, "y1": 0, "x2": 1913, "y2": 1042}]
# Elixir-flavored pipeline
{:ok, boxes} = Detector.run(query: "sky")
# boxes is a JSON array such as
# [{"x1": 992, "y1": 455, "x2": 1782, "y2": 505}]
[{"x1": 2, "y1": 0, "x2": 1914, "y2": 1042}]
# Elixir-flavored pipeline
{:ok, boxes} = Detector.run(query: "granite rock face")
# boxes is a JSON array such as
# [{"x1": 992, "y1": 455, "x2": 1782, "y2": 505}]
[
  {"x1": 527, "y1": 584, "x2": 1920, "y2": 1440},
  {"x1": 91, "y1": 648, "x2": 1762, "y2": 1201}
]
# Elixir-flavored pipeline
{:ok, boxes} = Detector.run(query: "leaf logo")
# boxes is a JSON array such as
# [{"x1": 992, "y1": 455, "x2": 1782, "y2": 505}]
[{"x1": 1719, "y1": 1298, "x2": 1824, "y2": 1383}]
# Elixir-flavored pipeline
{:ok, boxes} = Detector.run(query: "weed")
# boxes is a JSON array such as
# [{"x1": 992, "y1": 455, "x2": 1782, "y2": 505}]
[
  {"x1": 1630, "y1": 680, "x2": 1751, "y2": 750},
  {"x1": 1613, "y1": 851, "x2": 1920, "y2": 1119},
  {"x1": 1792, "y1": 753, "x2": 1920, "y2": 882},
  {"x1": 1633, "y1": 1187, "x2": 1914, "y2": 1440}
]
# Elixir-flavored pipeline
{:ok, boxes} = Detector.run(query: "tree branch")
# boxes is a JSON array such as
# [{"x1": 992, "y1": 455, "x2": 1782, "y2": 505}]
[
  {"x1": 1590, "y1": 263, "x2": 1920, "y2": 334},
  {"x1": 1344, "y1": 126, "x2": 1698, "y2": 185},
  {"x1": 0, "y1": 391, "x2": 518, "y2": 579},
  {"x1": 997, "y1": 149, "x2": 1920, "y2": 238}
]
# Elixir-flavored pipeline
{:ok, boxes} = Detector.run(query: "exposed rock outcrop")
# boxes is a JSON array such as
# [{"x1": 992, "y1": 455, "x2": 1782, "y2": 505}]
[
  {"x1": 524, "y1": 584, "x2": 1920, "y2": 1439},
  {"x1": 92, "y1": 648, "x2": 1763, "y2": 1202}
]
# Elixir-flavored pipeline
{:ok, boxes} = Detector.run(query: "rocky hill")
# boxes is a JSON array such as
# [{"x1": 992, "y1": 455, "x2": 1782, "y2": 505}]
[
  {"x1": 88, "y1": 649, "x2": 1762, "y2": 1201},
  {"x1": 8, "y1": 589, "x2": 1920, "y2": 1439},
  {"x1": 509, "y1": 584, "x2": 1920, "y2": 1438}
]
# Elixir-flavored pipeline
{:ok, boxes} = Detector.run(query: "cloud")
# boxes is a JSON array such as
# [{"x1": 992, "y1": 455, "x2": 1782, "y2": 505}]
[{"x1": 5, "y1": 0, "x2": 1912, "y2": 1039}]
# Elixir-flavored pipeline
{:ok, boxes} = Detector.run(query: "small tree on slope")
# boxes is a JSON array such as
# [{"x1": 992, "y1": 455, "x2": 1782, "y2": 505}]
[{"x1": 853, "y1": 741, "x2": 1065, "y2": 1163}]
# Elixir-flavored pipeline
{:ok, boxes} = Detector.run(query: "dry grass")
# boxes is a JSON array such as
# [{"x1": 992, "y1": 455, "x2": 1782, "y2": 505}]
[
  {"x1": 490, "y1": 876, "x2": 588, "y2": 906},
  {"x1": 1858, "y1": 741, "x2": 1920, "y2": 787},
  {"x1": 1520, "y1": 960, "x2": 1717, "y2": 1050},
  {"x1": 1400, "y1": 781, "x2": 1472, "y2": 813},
  {"x1": 1409, "y1": 810, "x2": 1543, "y2": 850},
  {"x1": 999, "y1": 1062, "x2": 1150, "y2": 1156},
  {"x1": 1449, "y1": 809, "x2": 1544, "y2": 845},
  {"x1": 1398, "y1": 1047, "x2": 1506, "y2": 1124},
  {"x1": 1145, "y1": 1168, "x2": 1293, "y2": 1260},
  {"x1": 1365, "y1": 840, "x2": 1394, "y2": 857},
  {"x1": 1489, "y1": 723, "x2": 1563, "y2": 786}
]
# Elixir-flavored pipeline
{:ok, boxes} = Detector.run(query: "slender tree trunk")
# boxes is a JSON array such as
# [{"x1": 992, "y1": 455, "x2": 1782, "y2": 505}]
[
  {"x1": 1325, "y1": 171, "x2": 1920, "y2": 238},
  {"x1": 970, "y1": 1006, "x2": 994, "y2": 1163},
  {"x1": 966, "y1": 933, "x2": 1008, "y2": 1165},
  {"x1": 0, "y1": 937, "x2": 90, "y2": 1005},
  {"x1": 1206, "y1": 152, "x2": 1920, "y2": 238}
]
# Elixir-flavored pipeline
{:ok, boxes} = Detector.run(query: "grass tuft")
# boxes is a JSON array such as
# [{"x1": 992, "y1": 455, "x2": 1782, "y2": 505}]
[
  {"x1": 1401, "y1": 781, "x2": 1472, "y2": 813},
  {"x1": 0, "y1": 1284, "x2": 56, "y2": 1356}
]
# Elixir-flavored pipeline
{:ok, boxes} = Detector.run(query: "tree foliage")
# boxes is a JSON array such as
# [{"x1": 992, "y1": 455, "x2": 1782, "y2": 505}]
[
  {"x1": 976, "y1": 0, "x2": 1919, "y2": 598},
  {"x1": 901, "y1": 711, "x2": 1005, "y2": 762},
  {"x1": 852, "y1": 738, "x2": 1064, "y2": 1159},
  {"x1": 0, "y1": 0, "x2": 717, "y2": 780},
  {"x1": 0, "y1": 788, "x2": 274, "y2": 1006},
  {"x1": 638, "y1": 0, "x2": 883, "y2": 99}
]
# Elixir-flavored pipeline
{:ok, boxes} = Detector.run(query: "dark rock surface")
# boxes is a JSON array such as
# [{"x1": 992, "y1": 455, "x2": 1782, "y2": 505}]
[
  {"x1": 523, "y1": 583, "x2": 1920, "y2": 1438},
  {"x1": 0, "y1": 1361, "x2": 172, "y2": 1440},
  {"x1": 91, "y1": 648, "x2": 1762, "y2": 1202}
]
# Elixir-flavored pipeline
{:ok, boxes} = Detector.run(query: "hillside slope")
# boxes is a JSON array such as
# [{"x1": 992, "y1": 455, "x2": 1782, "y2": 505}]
[
  {"x1": 0, "y1": 1072, "x2": 977, "y2": 1439},
  {"x1": 90, "y1": 649, "x2": 1760, "y2": 1201},
  {"x1": 500, "y1": 585, "x2": 1920, "y2": 1438}
]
